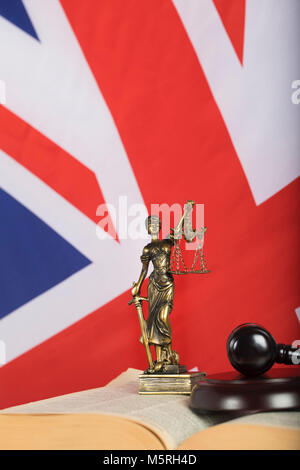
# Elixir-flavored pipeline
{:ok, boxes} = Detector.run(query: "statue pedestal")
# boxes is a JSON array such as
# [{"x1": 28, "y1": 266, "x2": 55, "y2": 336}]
[{"x1": 139, "y1": 371, "x2": 206, "y2": 395}]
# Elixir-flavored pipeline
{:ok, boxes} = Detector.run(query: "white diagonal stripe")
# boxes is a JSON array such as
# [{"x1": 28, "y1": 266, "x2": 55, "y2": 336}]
[{"x1": 173, "y1": 0, "x2": 300, "y2": 205}]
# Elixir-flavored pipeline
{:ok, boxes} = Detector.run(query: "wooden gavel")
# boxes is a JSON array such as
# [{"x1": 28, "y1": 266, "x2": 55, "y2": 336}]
[{"x1": 227, "y1": 323, "x2": 300, "y2": 377}]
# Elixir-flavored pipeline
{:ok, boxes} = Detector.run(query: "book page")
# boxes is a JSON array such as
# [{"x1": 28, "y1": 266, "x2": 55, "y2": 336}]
[
  {"x1": 0, "y1": 413, "x2": 167, "y2": 450},
  {"x1": 178, "y1": 422, "x2": 300, "y2": 450},
  {"x1": 0, "y1": 368, "x2": 237, "y2": 448}
]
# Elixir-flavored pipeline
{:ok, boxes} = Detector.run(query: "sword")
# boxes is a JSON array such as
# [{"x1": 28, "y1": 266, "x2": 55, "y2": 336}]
[{"x1": 128, "y1": 295, "x2": 153, "y2": 371}]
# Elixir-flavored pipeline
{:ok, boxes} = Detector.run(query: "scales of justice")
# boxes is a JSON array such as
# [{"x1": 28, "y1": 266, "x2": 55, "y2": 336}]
[{"x1": 128, "y1": 200, "x2": 209, "y2": 394}]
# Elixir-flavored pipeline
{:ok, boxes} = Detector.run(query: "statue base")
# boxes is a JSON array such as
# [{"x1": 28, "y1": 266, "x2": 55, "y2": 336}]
[
  {"x1": 144, "y1": 364, "x2": 188, "y2": 375},
  {"x1": 139, "y1": 370, "x2": 206, "y2": 395}
]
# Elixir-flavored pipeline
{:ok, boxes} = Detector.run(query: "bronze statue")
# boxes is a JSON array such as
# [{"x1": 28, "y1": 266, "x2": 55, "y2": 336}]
[{"x1": 129, "y1": 201, "x2": 207, "y2": 375}]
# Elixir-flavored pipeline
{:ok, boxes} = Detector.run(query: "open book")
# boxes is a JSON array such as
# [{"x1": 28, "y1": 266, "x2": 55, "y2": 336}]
[{"x1": 0, "y1": 368, "x2": 299, "y2": 450}]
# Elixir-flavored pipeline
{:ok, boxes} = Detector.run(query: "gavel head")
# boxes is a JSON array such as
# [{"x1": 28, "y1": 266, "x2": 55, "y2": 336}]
[{"x1": 227, "y1": 323, "x2": 277, "y2": 377}]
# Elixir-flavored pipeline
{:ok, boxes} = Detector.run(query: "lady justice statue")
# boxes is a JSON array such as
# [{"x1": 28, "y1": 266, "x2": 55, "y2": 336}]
[{"x1": 129, "y1": 200, "x2": 208, "y2": 382}]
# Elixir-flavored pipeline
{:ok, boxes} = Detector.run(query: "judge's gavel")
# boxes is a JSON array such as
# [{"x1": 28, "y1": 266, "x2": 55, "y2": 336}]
[{"x1": 227, "y1": 323, "x2": 300, "y2": 377}]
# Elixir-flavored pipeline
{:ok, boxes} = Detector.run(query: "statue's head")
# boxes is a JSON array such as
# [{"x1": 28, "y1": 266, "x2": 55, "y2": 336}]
[{"x1": 145, "y1": 215, "x2": 161, "y2": 236}]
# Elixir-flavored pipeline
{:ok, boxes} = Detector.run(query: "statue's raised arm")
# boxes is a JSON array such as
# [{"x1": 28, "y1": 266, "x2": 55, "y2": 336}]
[{"x1": 168, "y1": 200, "x2": 196, "y2": 242}]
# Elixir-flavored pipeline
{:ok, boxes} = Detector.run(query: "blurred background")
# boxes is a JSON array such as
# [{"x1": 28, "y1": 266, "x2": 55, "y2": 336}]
[{"x1": 0, "y1": 0, "x2": 299, "y2": 409}]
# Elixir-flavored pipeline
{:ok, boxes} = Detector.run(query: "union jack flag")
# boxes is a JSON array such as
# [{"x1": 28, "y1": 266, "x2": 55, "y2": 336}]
[{"x1": 0, "y1": 0, "x2": 299, "y2": 409}]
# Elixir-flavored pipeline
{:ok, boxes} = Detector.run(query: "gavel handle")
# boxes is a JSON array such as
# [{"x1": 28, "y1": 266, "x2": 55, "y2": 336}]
[{"x1": 277, "y1": 344, "x2": 300, "y2": 365}]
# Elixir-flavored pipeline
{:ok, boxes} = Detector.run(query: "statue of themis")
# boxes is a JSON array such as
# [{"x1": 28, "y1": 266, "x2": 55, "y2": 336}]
[{"x1": 129, "y1": 200, "x2": 205, "y2": 374}]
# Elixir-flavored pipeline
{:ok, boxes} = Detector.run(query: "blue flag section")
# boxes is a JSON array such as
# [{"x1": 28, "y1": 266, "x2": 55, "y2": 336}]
[
  {"x1": 0, "y1": 0, "x2": 39, "y2": 40},
  {"x1": 0, "y1": 189, "x2": 91, "y2": 318}
]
